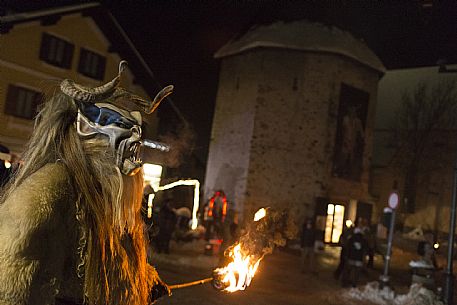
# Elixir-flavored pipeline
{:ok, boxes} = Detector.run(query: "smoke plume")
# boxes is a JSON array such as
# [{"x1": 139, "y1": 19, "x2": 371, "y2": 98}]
[{"x1": 158, "y1": 125, "x2": 195, "y2": 168}]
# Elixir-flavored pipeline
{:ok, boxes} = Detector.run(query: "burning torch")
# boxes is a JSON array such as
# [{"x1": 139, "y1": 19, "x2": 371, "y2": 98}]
[{"x1": 168, "y1": 207, "x2": 293, "y2": 293}]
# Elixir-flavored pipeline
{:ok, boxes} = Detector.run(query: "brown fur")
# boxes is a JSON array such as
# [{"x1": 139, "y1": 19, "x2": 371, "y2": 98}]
[{"x1": 0, "y1": 92, "x2": 165, "y2": 305}]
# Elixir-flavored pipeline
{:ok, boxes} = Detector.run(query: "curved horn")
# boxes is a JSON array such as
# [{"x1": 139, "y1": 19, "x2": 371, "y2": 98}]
[
  {"x1": 60, "y1": 60, "x2": 128, "y2": 102},
  {"x1": 130, "y1": 85, "x2": 174, "y2": 114},
  {"x1": 147, "y1": 85, "x2": 174, "y2": 114}
]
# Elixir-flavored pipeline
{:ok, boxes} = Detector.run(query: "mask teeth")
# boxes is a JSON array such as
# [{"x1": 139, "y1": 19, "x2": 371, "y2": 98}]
[{"x1": 128, "y1": 142, "x2": 142, "y2": 164}]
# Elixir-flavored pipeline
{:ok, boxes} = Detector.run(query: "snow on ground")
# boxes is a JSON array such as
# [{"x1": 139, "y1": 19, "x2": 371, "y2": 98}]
[
  {"x1": 151, "y1": 240, "x2": 453, "y2": 305},
  {"x1": 343, "y1": 282, "x2": 443, "y2": 305}
]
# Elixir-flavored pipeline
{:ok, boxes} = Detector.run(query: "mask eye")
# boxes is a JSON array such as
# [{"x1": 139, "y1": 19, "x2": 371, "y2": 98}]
[
  {"x1": 115, "y1": 120, "x2": 133, "y2": 129},
  {"x1": 79, "y1": 103, "x2": 135, "y2": 129}
]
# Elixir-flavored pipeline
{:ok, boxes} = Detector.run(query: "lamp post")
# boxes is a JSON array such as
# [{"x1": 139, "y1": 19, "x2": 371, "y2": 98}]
[
  {"x1": 444, "y1": 154, "x2": 456, "y2": 305},
  {"x1": 380, "y1": 191, "x2": 399, "y2": 289},
  {"x1": 438, "y1": 61, "x2": 457, "y2": 305}
]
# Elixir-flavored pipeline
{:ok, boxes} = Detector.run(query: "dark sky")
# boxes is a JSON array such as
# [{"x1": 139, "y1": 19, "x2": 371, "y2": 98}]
[{"x1": 3, "y1": 1, "x2": 457, "y2": 164}]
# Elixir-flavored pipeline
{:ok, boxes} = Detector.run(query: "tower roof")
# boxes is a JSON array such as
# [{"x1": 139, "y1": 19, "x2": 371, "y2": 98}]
[{"x1": 215, "y1": 20, "x2": 385, "y2": 73}]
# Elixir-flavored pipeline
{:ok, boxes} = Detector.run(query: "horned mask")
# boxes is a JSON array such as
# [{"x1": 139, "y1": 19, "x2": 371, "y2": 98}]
[{"x1": 60, "y1": 60, "x2": 173, "y2": 176}]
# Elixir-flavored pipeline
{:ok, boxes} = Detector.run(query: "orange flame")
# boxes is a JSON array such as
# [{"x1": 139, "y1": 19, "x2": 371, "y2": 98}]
[
  {"x1": 213, "y1": 208, "x2": 267, "y2": 292},
  {"x1": 214, "y1": 243, "x2": 262, "y2": 292}
]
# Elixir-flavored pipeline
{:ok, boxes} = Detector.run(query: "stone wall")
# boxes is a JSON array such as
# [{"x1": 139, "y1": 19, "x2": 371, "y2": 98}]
[
  {"x1": 204, "y1": 52, "x2": 260, "y2": 219},
  {"x1": 206, "y1": 48, "x2": 382, "y2": 223}
]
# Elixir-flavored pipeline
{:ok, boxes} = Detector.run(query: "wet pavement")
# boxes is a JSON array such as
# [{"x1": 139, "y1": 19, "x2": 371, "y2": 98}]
[{"x1": 150, "y1": 240, "x2": 455, "y2": 305}]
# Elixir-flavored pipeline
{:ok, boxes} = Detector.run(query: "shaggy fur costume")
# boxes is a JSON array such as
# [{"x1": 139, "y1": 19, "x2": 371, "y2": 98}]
[
  {"x1": 0, "y1": 163, "x2": 79, "y2": 304},
  {"x1": 0, "y1": 89, "x2": 169, "y2": 305}
]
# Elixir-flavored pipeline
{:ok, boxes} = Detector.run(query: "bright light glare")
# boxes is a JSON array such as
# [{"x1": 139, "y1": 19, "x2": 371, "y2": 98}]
[
  {"x1": 143, "y1": 163, "x2": 162, "y2": 192},
  {"x1": 143, "y1": 163, "x2": 163, "y2": 178},
  {"x1": 345, "y1": 220, "x2": 353, "y2": 228},
  {"x1": 4, "y1": 160, "x2": 11, "y2": 169},
  {"x1": 147, "y1": 194, "x2": 155, "y2": 218},
  {"x1": 434, "y1": 243, "x2": 439, "y2": 249},
  {"x1": 157, "y1": 179, "x2": 200, "y2": 230},
  {"x1": 327, "y1": 204, "x2": 334, "y2": 214},
  {"x1": 332, "y1": 205, "x2": 345, "y2": 243},
  {"x1": 253, "y1": 208, "x2": 266, "y2": 221}
]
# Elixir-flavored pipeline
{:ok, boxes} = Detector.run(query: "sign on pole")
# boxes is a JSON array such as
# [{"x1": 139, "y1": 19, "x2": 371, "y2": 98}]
[
  {"x1": 388, "y1": 191, "x2": 399, "y2": 209},
  {"x1": 380, "y1": 190, "x2": 399, "y2": 289}
]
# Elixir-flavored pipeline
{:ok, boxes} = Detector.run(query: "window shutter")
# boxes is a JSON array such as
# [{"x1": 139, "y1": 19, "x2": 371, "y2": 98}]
[
  {"x1": 4, "y1": 85, "x2": 18, "y2": 115},
  {"x1": 78, "y1": 48, "x2": 106, "y2": 80},
  {"x1": 97, "y1": 56, "x2": 106, "y2": 80},
  {"x1": 33, "y1": 92, "x2": 44, "y2": 115},
  {"x1": 63, "y1": 42, "x2": 74, "y2": 69},
  {"x1": 78, "y1": 49, "x2": 87, "y2": 74},
  {"x1": 39, "y1": 33, "x2": 51, "y2": 61}
]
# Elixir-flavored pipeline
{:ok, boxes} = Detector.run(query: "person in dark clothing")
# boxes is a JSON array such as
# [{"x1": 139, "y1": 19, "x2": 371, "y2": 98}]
[
  {"x1": 300, "y1": 218, "x2": 317, "y2": 274},
  {"x1": 156, "y1": 199, "x2": 176, "y2": 254},
  {"x1": 417, "y1": 240, "x2": 437, "y2": 268},
  {"x1": 334, "y1": 224, "x2": 354, "y2": 280},
  {"x1": 341, "y1": 227, "x2": 368, "y2": 287},
  {"x1": 361, "y1": 218, "x2": 376, "y2": 269}
]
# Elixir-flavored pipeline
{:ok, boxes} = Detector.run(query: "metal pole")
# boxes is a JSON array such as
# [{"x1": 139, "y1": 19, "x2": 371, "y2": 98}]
[
  {"x1": 380, "y1": 208, "x2": 396, "y2": 288},
  {"x1": 444, "y1": 151, "x2": 457, "y2": 305}
]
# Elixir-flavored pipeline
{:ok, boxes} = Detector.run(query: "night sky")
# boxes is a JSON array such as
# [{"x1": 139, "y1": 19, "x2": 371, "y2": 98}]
[{"x1": 3, "y1": 1, "x2": 457, "y2": 164}]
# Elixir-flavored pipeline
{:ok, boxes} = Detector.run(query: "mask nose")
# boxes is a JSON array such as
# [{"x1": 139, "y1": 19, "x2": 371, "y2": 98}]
[{"x1": 131, "y1": 125, "x2": 142, "y2": 138}]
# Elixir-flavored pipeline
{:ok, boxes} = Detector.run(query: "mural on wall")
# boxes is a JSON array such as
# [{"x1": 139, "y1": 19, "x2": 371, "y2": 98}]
[{"x1": 332, "y1": 83, "x2": 369, "y2": 181}]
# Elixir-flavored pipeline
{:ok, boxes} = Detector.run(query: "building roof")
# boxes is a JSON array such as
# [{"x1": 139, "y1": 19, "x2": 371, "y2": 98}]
[
  {"x1": 0, "y1": 3, "x2": 164, "y2": 101},
  {"x1": 215, "y1": 20, "x2": 385, "y2": 73}
]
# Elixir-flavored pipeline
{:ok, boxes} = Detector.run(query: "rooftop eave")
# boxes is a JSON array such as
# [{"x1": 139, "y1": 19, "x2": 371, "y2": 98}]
[
  {"x1": 0, "y1": 3, "x2": 100, "y2": 25},
  {"x1": 214, "y1": 41, "x2": 386, "y2": 74}
]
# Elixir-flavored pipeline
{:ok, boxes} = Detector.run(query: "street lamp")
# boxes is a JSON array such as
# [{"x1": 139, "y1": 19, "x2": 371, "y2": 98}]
[{"x1": 445, "y1": 156, "x2": 456, "y2": 305}]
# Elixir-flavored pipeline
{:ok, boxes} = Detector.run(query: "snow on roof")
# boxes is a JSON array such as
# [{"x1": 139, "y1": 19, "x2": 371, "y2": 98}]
[{"x1": 215, "y1": 20, "x2": 385, "y2": 73}]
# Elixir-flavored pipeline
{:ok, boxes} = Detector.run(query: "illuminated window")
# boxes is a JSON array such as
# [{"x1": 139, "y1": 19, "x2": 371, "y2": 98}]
[{"x1": 324, "y1": 203, "x2": 345, "y2": 243}]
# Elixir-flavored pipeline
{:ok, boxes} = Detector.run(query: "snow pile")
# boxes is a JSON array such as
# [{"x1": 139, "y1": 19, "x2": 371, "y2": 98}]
[
  {"x1": 403, "y1": 226, "x2": 425, "y2": 241},
  {"x1": 344, "y1": 282, "x2": 443, "y2": 305}
]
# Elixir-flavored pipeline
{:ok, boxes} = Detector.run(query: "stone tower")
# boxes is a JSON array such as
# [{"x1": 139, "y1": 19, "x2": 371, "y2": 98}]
[{"x1": 205, "y1": 20, "x2": 385, "y2": 229}]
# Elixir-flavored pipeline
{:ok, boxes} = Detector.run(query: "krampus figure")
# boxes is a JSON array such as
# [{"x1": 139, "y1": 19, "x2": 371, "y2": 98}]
[{"x1": 0, "y1": 61, "x2": 173, "y2": 305}]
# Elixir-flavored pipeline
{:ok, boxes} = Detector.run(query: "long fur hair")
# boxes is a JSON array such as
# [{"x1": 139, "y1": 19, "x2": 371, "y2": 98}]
[{"x1": 1, "y1": 92, "x2": 151, "y2": 305}]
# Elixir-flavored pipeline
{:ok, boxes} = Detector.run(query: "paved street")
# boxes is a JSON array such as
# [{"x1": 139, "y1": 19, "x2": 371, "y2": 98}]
[
  {"x1": 155, "y1": 248, "x2": 345, "y2": 305},
  {"x1": 150, "y1": 241, "x2": 454, "y2": 305}
]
